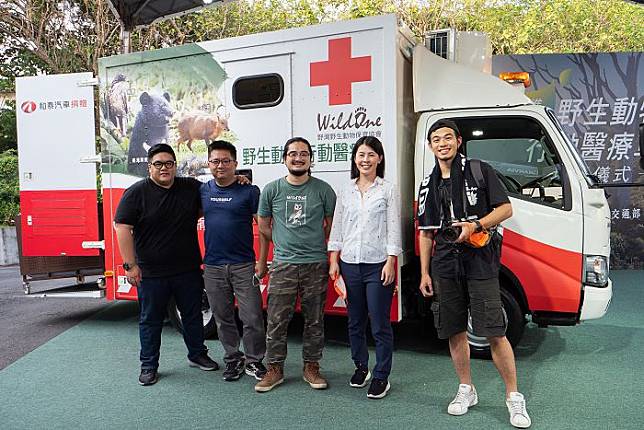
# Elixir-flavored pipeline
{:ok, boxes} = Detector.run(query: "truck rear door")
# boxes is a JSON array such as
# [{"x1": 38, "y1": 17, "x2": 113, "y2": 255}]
[{"x1": 16, "y1": 73, "x2": 100, "y2": 257}]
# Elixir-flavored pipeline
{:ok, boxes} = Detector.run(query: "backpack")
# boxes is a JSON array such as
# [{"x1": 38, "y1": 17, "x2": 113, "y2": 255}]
[{"x1": 469, "y1": 158, "x2": 486, "y2": 192}]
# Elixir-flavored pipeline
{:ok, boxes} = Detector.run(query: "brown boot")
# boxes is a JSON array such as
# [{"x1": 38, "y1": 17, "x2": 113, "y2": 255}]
[
  {"x1": 303, "y1": 361, "x2": 328, "y2": 389},
  {"x1": 254, "y1": 363, "x2": 284, "y2": 393}
]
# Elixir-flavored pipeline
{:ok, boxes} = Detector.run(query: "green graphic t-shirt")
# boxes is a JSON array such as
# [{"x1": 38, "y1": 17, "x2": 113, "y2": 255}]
[{"x1": 258, "y1": 176, "x2": 336, "y2": 263}]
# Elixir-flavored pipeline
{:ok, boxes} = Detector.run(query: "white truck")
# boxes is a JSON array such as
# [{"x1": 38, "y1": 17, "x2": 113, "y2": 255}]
[{"x1": 16, "y1": 14, "x2": 618, "y2": 354}]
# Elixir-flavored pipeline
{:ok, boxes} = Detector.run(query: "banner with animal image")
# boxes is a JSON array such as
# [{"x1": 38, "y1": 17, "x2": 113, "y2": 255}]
[
  {"x1": 492, "y1": 52, "x2": 643, "y2": 269},
  {"x1": 99, "y1": 44, "x2": 231, "y2": 183}
]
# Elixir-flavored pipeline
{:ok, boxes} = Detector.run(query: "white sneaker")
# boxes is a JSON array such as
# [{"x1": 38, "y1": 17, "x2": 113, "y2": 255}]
[
  {"x1": 447, "y1": 384, "x2": 478, "y2": 415},
  {"x1": 506, "y1": 392, "x2": 531, "y2": 428}
]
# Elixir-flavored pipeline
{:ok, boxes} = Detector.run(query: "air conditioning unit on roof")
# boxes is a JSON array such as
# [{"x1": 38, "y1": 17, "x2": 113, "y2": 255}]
[{"x1": 425, "y1": 28, "x2": 492, "y2": 73}]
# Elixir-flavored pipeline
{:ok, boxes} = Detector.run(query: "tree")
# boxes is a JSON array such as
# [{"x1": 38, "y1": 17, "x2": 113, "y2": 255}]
[
  {"x1": 1, "y1": 1, "x2": 642, "y2": 79},
  {"x1": 0, "y1": 0, "x2": 122, "y2": 76},
  {"x1": 454, "y1": 0, "x2": 644, "y2": 54},
  {"x1": 0, "y1": 105, "x2": 16, "y2": 153},
  {"x1": 0, "y1": 149, "x2": 19, "y2": 225}
]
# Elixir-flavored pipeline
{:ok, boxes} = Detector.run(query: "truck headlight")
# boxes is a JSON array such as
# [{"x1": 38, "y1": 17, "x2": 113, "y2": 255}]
[{"x1": 584, "y1": 255, "x2": 609, "y2": 287}]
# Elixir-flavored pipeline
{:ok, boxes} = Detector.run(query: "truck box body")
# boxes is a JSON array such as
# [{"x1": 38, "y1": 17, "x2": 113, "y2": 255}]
[{"x1": 97, "y1": 14, "x2": 416, "y2": 320}]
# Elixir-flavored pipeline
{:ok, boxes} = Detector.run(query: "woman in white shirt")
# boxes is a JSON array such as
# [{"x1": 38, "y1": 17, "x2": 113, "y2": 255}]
[{"x1": 328, "y1": 136, "x2": 402, "y2": 400}]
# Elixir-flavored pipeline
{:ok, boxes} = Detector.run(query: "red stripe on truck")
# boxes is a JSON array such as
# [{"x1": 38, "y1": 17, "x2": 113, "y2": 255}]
[{"x1": 502, "y1": 228, "x2": 582, "y2": 313}]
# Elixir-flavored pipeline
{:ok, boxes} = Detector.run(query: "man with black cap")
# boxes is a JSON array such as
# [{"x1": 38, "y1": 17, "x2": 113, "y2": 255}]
[
  {"x1": 417, "y1": 120, "x2": 531, "y2": 428},
  {"x1": 114, "y1": 143, "x2": 219, "y2": 386}
]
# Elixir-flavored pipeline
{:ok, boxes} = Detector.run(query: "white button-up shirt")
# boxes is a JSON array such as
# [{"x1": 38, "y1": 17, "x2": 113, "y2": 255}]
[{"x1": 328, "y1": 177, "x2": 402, "y2": 264}]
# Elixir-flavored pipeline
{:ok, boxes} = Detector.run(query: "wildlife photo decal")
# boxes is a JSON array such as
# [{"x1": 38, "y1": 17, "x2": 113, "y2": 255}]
[{"x1": 99, "y1": 46, "x2": 232, "y2": 180}]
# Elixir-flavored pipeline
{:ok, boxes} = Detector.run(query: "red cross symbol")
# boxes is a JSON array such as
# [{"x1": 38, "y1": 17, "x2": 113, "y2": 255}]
[{"x1": 310, "y1": 37, "x2": 371, "y2": 106}]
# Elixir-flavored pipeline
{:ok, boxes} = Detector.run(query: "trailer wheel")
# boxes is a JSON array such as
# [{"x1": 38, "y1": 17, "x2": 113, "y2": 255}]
[
  {"x1": 167, "y1": 289, "x2": 218, "y2": 339},
  {"x1": 467, "y1": 288, "x2": 525, "y2": 359}
]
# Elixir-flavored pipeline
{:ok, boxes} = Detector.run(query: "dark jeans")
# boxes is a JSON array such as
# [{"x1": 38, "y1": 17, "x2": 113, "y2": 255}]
[
  {"x1": 340, "y1": 261, "x2": 394, "y2": 380},
  {"x1": 137, "y1": 270, "x2": 207, "y2": 370}
]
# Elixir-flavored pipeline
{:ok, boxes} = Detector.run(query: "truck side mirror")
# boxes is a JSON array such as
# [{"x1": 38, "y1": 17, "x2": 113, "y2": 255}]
[{"x1": 640, "y1": 123, "x2": 644, "y2": 170}]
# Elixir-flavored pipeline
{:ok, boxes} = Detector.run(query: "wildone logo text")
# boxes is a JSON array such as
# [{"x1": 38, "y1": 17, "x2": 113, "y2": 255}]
[{"x1": 317, "y1": 107, "x2": 382, "y2": 131}]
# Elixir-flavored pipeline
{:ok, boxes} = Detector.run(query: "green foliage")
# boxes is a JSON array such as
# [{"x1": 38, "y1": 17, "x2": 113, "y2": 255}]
[
  {"x1": 0, "y1": 104, "x2": 17, "y2": 152},
  {"x1": 146, "y1": 0, "x2": 643, "y2": 55},
  {"x1": 452, "y1": 0, "x2": 644, "y2": 54},
  {"x1": 0, "y1": 150, "x2": 19, "y2": 226},
  {"x1": 2, "y1": 0, "x2": 642, "y2": 78}
]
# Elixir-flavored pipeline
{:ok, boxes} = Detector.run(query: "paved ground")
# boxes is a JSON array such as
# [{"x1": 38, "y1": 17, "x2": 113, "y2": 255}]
[
  {"x1": 0, "y1": 263, "x2": 440, "y2": 370},
  {"x1": 1, "y1": 268, "x2": 641, "y2": 429},
  {"x1": 0, "y1": 265, "x2": 106, "y2": 369}
]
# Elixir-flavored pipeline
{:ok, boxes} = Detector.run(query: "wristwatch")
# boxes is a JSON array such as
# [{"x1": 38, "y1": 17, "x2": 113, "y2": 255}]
[
  {"x1": 473, "y1": 220, "x2": 483, "y2": 233},
  {"x1": 123, "y1": 262, "x2": 136, "y2": 271}
]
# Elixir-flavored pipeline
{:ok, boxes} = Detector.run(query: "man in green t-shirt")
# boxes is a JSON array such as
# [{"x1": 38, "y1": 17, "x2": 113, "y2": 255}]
[{"x1": 255, "y1": 137, "x2": 336, "y2": 393}]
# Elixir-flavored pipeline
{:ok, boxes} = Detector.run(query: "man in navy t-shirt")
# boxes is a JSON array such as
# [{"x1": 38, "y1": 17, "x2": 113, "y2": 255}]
[{"x1": 201, "y1": 140, "x2": 269, "y2": 382}]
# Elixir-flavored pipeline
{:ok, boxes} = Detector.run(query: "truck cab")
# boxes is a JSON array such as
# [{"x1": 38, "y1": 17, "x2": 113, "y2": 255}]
[{"x1": 412, "y1": 43, "x2": 612, "y2": 353}]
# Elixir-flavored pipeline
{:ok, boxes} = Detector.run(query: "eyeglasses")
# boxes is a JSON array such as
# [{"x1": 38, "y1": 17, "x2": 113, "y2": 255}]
[
  {"x1": 150, "y1": 160, "x2": 176, "y2": 169},
  {"x1": 208, "y1": 158, "x2": 234, "y2": 166},
  {"x1": 286, "y1": 151, "x2": 310, "y2": 159}
]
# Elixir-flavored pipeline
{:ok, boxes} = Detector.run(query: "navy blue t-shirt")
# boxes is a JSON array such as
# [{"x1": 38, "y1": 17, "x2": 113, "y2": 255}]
[{"x1": 200, "y1": 180, "x2": 260, "y2": 265}]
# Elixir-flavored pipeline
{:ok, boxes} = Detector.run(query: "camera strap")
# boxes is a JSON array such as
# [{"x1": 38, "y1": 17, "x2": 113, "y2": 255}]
[
  {"x1": 463, "y1": 159, "x2": 486, "y2": 217},
  {"x1": 438, "y1": 180, "x2": 454, "y2": 225}
]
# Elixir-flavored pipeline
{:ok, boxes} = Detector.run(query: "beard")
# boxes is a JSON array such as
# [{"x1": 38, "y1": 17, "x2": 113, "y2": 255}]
[{"x1": 287, "y1": 167, "x2": 309, "y2": 177}]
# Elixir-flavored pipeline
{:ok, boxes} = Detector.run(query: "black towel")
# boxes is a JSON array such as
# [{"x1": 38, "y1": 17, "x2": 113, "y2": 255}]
[{"x1": 418, "y1": 153, "x2": 468, "y2": 229}]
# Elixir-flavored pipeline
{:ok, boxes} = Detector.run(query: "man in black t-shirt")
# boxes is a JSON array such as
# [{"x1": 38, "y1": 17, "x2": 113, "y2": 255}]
[
  {"x1": 114, "y1": 143, "x2": 219, "y2": 386},
  {"x1": 417, "y1": 120, "x2": 531, "y2": 428}
]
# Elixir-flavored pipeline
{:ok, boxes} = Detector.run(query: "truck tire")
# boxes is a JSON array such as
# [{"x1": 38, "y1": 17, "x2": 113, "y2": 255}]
[
  {"x1": 467, "y1": 287, "x2": 525, "y2": 359},
  {"x1": 167, "y1": 289, "x2": 218, "y2": 339}
]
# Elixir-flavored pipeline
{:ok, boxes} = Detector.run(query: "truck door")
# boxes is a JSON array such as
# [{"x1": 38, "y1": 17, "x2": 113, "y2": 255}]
[
  {"x1": 16, "y1": 73, "x2": 100, "y2": 257},
  {"x1": 219, "y1": 55, "x2": 292, "y2": 301}
]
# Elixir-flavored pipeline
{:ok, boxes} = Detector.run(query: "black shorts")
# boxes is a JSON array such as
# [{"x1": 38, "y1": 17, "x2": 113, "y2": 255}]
[{"x1": 431, "y1": 277, "x2": 507, "y2": 339}]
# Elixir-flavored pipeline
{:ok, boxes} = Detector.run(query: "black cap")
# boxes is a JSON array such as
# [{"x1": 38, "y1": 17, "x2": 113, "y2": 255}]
[{"x1": 427, "y1": 119, "x2": 461, "y2": 140}]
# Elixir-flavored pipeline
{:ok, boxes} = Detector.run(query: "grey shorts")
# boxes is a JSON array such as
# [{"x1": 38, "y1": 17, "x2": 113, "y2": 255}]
[{"x1": 431, "y1": 277, "x2": 507, "y2": 339}]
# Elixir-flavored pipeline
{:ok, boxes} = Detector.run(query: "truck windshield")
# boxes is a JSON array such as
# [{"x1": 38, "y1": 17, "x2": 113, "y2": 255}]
[
  {"x1": 455, "y1": 115, "x2": 569, "y2": 210},
  {"x1": 544, "y1": 107, "x2": 597, "y2": 187}
]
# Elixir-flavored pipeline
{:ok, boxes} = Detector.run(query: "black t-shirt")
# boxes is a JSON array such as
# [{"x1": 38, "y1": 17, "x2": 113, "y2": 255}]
[
  {"x1": 114, "y1": 177, "x2": 202, "y2": 278},
  {"x1": 432, "y1": 162, "x2": 510, "y2": 280}
]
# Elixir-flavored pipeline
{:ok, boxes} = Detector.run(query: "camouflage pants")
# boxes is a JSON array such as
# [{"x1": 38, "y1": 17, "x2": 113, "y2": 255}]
[{"x1": 265, "y1": 261, "x2": 329, "y2": 364}]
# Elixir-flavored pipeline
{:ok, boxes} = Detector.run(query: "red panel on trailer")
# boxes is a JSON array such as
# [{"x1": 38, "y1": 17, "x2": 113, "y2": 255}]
[{"x1": 20, "y1": 190, "x2": 100, "y2": 256}]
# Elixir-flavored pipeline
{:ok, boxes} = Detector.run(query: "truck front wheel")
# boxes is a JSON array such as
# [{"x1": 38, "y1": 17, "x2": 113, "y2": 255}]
[
  {"x1": 467, "y1": 287, "x2": 525, "y2": 358},
  {"x1": 167, "y1": 290, "x2": 218, "y2": 339}
]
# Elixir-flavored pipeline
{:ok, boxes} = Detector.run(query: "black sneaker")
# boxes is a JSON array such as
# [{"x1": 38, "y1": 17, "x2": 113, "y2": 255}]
[
  {"x1": 245, "y1": 361, "x2": 268, "y2": 380},
  {"x1": 138, "y1": 368, "x2": 158, "y2": 386},
  {"x1": 187, "y1": 353, "x2": 219, "y2": 371},
  {"x1": 367, "y1": 378, "x2": 391, "y2": 399},
  {"x1": 350, "y1": 366, "x2": 371, "y2": 388},
  {"x1": 223, "y1": 360, "x2": 245, "y2": 382}
]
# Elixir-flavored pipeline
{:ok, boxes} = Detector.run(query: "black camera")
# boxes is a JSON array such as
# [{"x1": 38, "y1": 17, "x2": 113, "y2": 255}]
[{"x1": 442, "y1": 223, "x2": 462, "y2": 243}]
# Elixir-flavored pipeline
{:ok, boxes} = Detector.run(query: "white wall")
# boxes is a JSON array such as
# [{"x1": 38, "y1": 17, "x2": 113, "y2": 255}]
[{"x1": 0, "y1": 227, "x2": 18, "y2": 266}]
